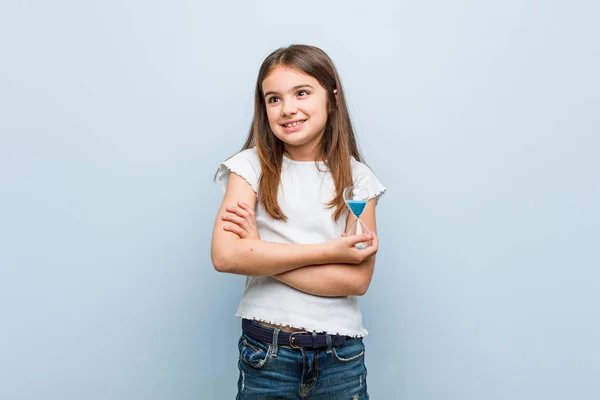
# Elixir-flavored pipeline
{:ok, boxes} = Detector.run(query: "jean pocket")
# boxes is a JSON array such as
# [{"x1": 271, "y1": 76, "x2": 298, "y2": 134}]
[
  {"x1": 238, "y1": 334, "x2": 271, "y2": 369},
  {"x1": 331, "y1": 338, "x2": 365, "y2": 363}
]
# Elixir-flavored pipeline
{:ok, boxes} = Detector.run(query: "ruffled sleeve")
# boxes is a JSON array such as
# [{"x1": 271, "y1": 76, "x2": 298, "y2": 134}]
[
  {"x1": 351, "y1": 159, "x2": 386, "y2": 205},
  {"x1": 214, "y1": 147, "x2": 260, "y2": 196}
]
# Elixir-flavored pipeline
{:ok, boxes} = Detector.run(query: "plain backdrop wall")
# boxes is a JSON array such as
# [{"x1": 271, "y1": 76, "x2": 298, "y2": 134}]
[{"x1": 1, "y1": 1, "x2": 598, "y2": 399}]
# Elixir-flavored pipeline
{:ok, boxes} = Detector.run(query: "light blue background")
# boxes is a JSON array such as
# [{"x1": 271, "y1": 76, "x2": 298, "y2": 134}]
[{"x1": 1, "y1": 1, "x2": 598, "y2": 399}]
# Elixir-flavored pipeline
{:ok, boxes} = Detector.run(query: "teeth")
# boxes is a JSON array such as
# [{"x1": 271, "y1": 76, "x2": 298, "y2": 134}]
[{"x1": 284, "y1": 121, "x2": 303, "y2": 127}]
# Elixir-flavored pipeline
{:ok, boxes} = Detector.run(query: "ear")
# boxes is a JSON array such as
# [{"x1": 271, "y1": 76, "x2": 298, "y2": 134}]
[{"x1": 328, "y1": 89, "x2": 339, "y2": 114}]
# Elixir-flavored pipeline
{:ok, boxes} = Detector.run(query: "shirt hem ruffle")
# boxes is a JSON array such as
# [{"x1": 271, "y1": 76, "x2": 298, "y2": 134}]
[
  {"x1": 370, "y1": 187, "x2": 387, "y2": 205},
  {"x1": 235, "y1": 312, "x2": 368, "y2": 338}
]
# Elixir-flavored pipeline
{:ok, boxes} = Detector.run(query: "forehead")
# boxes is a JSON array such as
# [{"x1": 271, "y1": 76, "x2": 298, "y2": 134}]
[{"x1": 262, "y1": 66, "x2": 320, "y2": 92}]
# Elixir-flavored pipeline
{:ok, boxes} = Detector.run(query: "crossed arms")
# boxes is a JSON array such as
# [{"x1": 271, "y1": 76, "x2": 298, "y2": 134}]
[{"x1": 211, "y1": 173, "x2": 379, "y2": 297}]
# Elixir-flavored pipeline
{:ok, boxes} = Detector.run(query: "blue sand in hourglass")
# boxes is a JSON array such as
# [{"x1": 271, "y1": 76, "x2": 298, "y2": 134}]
[
  {"x1": 346, "y1": 199, "x2": 369, "y2": 249},
  {"x1": 346, "y1": 200, "x2": 367, "y2": 216}
]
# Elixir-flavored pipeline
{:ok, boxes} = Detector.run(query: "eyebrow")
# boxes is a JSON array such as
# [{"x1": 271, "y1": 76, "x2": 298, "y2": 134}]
[{"x1": 264, "y1": 84, "x2": 314, "y2": 98}]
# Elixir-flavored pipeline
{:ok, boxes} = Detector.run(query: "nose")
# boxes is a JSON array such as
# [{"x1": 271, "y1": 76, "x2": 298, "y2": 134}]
[{"x1": 281, "y1": 99, "x2": 297, "y2": 116}]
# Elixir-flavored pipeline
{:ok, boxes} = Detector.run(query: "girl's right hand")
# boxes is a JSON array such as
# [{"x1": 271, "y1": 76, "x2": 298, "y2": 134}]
[{"x1": 327, "y1": 231, "x2": 379, "y2": 265}]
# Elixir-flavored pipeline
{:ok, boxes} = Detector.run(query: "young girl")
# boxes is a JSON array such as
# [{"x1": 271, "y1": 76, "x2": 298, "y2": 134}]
[{"x1": 212, "y1": 44, "x2": 385, "y2": 399}]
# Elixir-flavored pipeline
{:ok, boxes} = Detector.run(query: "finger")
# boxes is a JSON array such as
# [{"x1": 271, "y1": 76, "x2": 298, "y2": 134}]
[
  {"x1": 227, "y1": 206, "x2": 250, "y2": 219},
  {"x1": 222, "y1": 213, "x2": 247, "y2": 228},
  {"x1": 230, "y1": 210, "x2": 251, "y2": 224},
  {"x1": 237, "y1": 203, "x2": 256, "y2": 224},
  {"x1": 370, "y1": 231, "x2": 379, "y2": 248},
  {"x1": 341, "y1": 233, "x2": 347, "y2": 237},
  {"x1": 364, "y1": 233, "x2": 379, "y2": 256},
  {"x1": 223, "y1": 224, "x2": 248, "y2": 238},
  {"x1": 348, "y1": 233, "x2": 372, "y2": 246},
  {"x1": 362, "y1": 246, "x2": 378, "y2": 259},
  {"x1": 361, "y1": 231, "x2": 377, "y2": 249},
  {"x1": 223, "y1": 223, "x2": 247, "y2": 238},
  {"x1": 238, "y1": 201, "x2": 256, "y2": 216}
]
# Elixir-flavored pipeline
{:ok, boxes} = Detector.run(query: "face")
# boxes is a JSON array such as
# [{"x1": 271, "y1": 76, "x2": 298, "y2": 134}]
[{"x1": 262, "y1": 66, "x2": 331, "y2": 160}]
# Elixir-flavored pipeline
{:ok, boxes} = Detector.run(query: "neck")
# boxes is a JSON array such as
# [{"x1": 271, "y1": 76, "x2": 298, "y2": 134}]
[{"x1": 283, "y1": 143, "x2": 322, "y2": 162}]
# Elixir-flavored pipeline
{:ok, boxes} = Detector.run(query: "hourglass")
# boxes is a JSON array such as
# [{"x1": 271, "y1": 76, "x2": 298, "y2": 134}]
[{"x1": 343, "y1": 186, "x2": 371, "y2": 249}]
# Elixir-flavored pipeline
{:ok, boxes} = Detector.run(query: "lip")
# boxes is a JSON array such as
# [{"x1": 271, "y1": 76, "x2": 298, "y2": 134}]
[{"x1": 280, "y1": 119, "x2": 307, "y2": 133}]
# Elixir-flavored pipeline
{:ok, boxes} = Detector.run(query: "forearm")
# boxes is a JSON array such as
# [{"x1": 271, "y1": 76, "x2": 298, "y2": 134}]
[
  {"x1": 211, "y1": 238, "x2": 332, "y2": 276},
  {"x1": 273, "y1": 258, "x2": 376, "y2": 297}
]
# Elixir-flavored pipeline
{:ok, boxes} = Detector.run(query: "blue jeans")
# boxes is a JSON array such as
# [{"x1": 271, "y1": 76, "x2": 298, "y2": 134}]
[{"x1": 236, "y1": 323, "x2": 369, "y2": 399}]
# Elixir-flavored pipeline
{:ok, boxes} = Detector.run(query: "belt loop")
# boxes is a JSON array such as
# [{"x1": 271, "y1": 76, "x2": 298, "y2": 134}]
[
  {"x1": 271, "y1": 328, "x2": 280, "y2": 357},
  {"x1": 326, "y1": 334, "x2": 333, "y2": 354}
]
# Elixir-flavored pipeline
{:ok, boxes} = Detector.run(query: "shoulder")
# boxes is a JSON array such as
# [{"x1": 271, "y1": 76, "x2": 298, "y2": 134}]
[
  {"x1": 350, "y1": 156, "x2": 370, "y2": 173},
  {"x1": 227, "y1": 147, "x2": 259, "y2": 164},
  {"x1": 223, "y1": 147, "x2": 261, "y2": 172},
  {"x1": 215, "y1": 147, "x2": 261, "y2": 194},
  {"x1": 350, "y1": 156, "x2": 378, "y2": 180}
]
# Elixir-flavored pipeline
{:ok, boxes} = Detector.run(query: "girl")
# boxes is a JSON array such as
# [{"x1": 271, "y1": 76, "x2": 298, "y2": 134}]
[{"x1": 211, "y1": 44, "x2": 385, "y2": 399}]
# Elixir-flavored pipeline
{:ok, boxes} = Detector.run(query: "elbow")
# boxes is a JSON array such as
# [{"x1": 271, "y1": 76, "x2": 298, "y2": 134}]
[
  {"x1": 353, "y1": 273, "x2": 373, "y2": 296},
  {"x1": 211, "y1": 250, "x2": 233, "y2": 273},
  {"x1": 354, "y1": 259, "x2": 375, "y2": 296},
  {"x1": 354, "y1": 281, "x2": 370, "y2": 296}
]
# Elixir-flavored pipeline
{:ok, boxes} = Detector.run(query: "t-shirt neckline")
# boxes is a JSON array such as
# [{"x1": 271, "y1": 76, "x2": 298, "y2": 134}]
[{"x1": 282, "y1": 154, "x2": 327, "y2": 165}]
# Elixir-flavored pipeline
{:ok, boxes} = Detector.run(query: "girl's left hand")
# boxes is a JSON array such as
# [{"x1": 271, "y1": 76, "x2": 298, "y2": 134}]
[{"x1": 222, "y1": 201, "x2": 260, "y2": 240}]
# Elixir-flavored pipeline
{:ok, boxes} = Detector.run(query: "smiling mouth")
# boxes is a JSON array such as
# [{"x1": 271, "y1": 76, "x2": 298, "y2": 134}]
[{"x1": 282, "y1": 120, "x2": 306, "y2": 128}]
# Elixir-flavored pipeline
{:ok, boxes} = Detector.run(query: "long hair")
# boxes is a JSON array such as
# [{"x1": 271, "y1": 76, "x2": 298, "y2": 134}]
[{"x1": 229, "y1": 44, "x2": 362, "y2": 222}]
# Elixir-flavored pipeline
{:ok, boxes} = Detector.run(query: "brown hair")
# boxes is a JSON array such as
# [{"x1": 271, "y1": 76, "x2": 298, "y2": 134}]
[{"x1": 226, "y1": 44, "x2": 362, "y2": 222}]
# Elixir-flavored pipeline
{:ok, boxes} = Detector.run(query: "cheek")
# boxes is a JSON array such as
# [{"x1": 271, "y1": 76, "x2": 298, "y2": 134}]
[
  {"x1": 305, "y1": 98, "x2": 328, "y2": 117},
  {"x1": 266, "y1": 108, "x2": 279, "y2": 127},
  {"x1": 306, "y1": 103, "x2": 328, "y2": 126}
]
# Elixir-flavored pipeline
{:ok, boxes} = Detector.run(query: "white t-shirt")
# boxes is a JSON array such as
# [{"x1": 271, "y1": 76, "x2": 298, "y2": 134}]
[{"x1": 215, "y1": 147, "x2": 386, "y2": 337}]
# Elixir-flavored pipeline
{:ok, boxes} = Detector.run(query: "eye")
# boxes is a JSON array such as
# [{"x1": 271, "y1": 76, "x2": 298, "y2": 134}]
[
  {"x1": 297, "y1": 90, "x2": 309, "y2": 97},
  {"x1": 267, "y1": 96, "x2": 280, "y2": 104}
]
